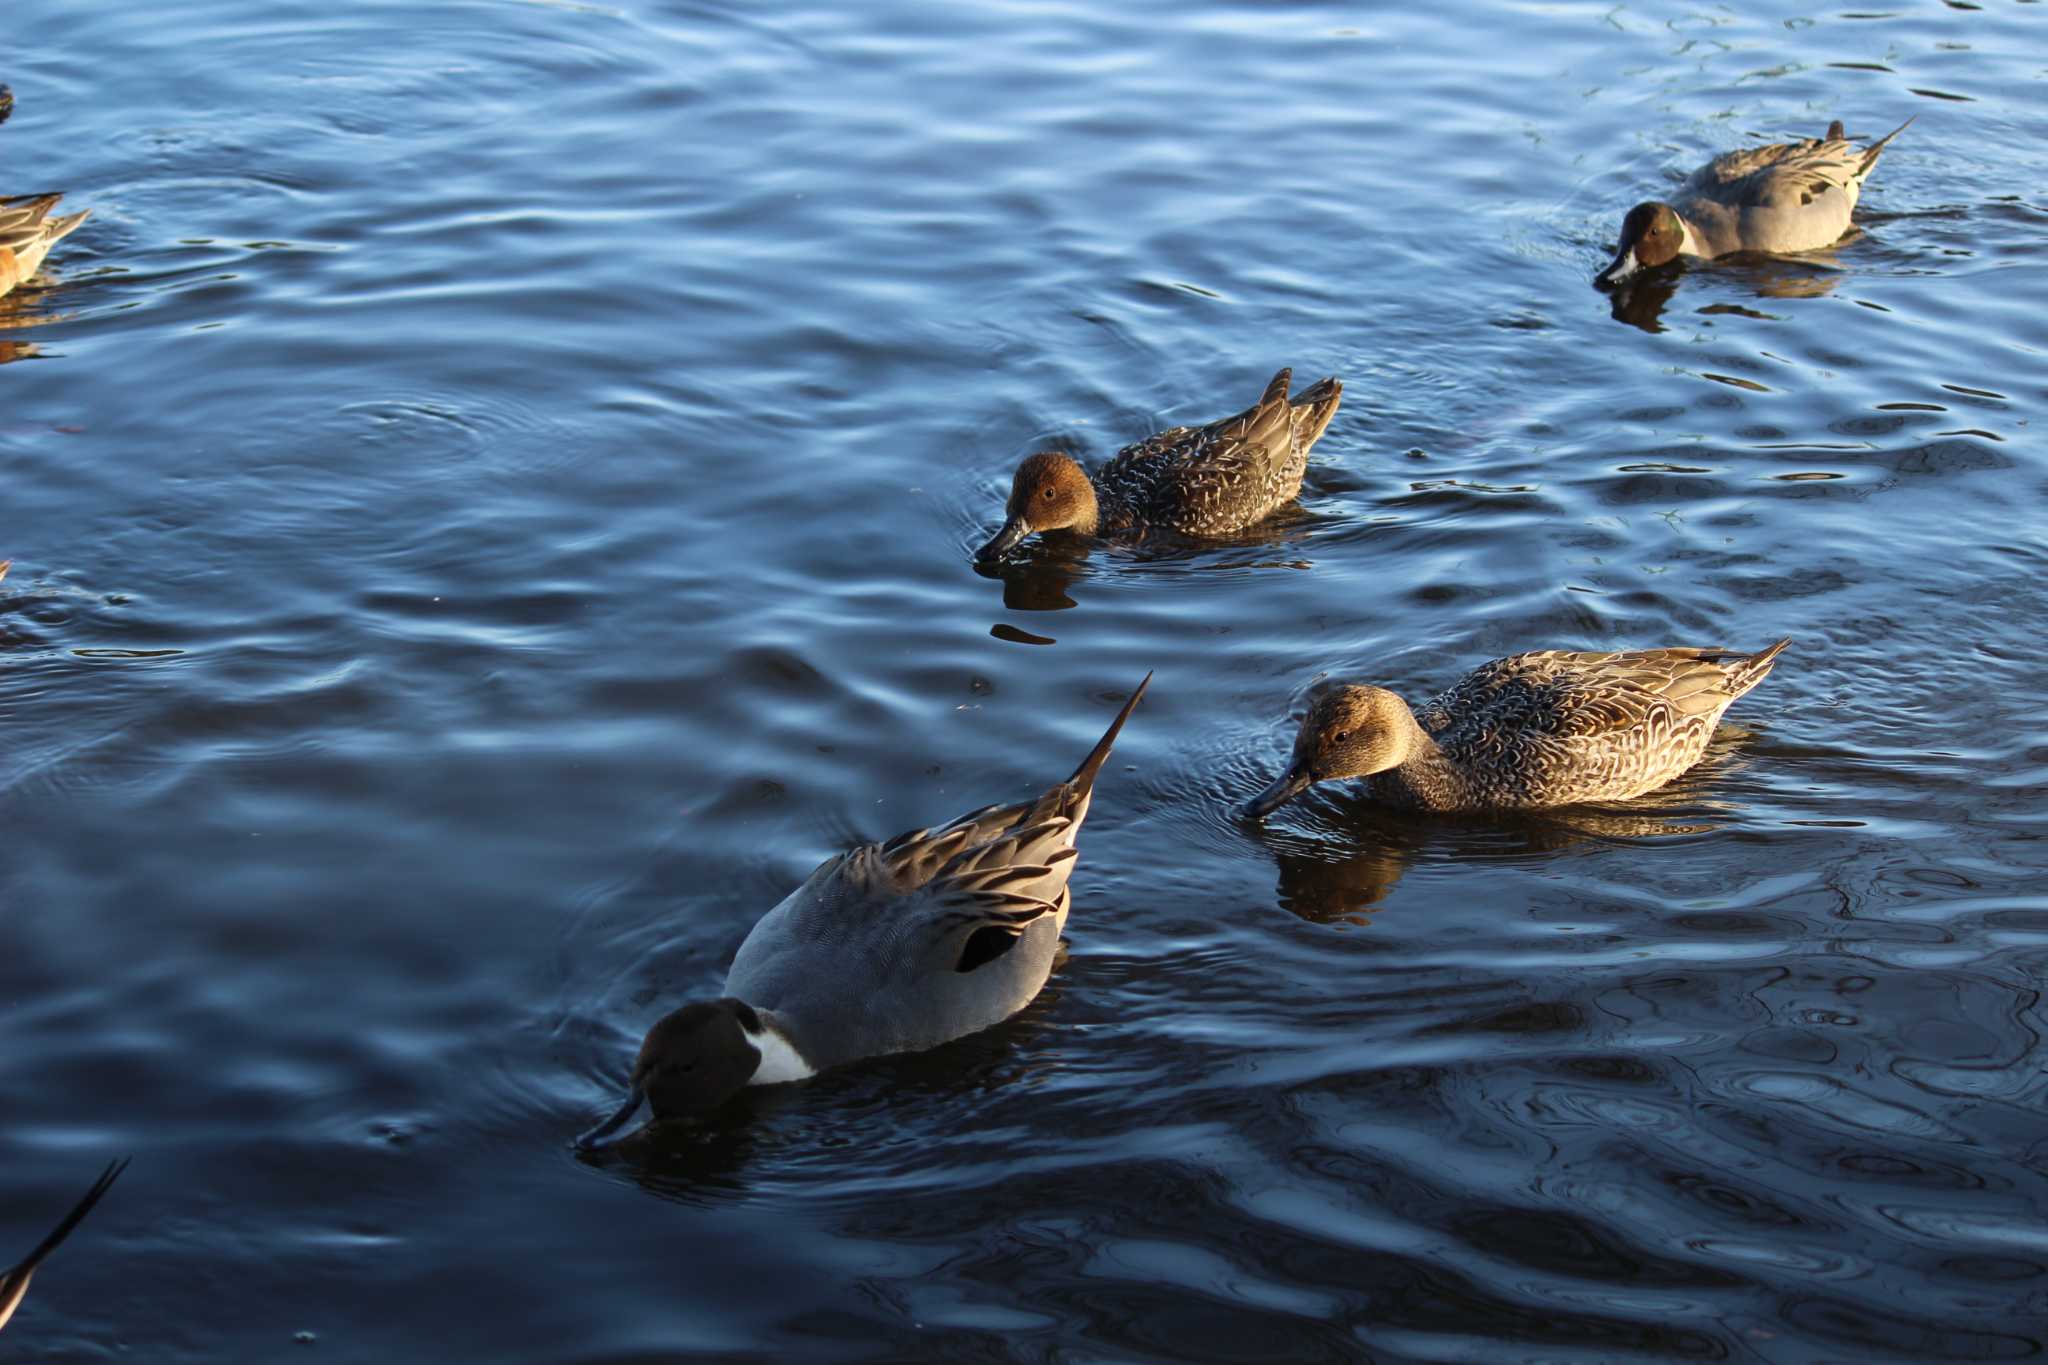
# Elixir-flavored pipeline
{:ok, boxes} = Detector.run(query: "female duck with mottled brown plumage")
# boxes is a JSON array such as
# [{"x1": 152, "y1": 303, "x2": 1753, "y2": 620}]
[
  {"x1": 1246, "y1": 640, "x2": 1791, "y2": 817},
  {"x1": 0, "y1": 87, "x2": 92, "y2": 300},
  {"x1": 974, "y1": 367, "x2": 1342, "y2": 562}
]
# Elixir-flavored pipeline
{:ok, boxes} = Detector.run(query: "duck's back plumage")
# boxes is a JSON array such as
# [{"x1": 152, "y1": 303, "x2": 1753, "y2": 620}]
[
  {"x1": 1674, "y1": 117, "x2": 1912, "y2": 257},
  {"x1": 726, "y1": 676, "x2": 1148, "y2": 1070},
  {"x1": 1094, "y1": 368, "x2": 1341, "y2": 537},
  {"x1": 1387, "y1": 640, "x2": 1789, "y2": 810}
]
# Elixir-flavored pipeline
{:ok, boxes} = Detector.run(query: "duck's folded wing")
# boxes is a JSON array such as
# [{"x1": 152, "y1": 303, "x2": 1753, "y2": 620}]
[
  {"x1": 1545, "y1": 648, "x2": 1776, "y2": 735},
  {"x1": 909, "y1": 868, "x2": 1061, "y2": 975},
  {"x1": 0, "y1": 194, "x2": 63, "y2": 252},
  {"x1": 873, "y1": 799, "x2": 1035, "y2": 893},
  {"x1": 1429, "y1": 650, "x2": 1700, "y2": 744},
  {"x1": 1183, "y1": 366, "x2": 1297, "y2": 476},
  {"x1": 1690, "y1": 141, "x2": 1863, "y2": 210}
]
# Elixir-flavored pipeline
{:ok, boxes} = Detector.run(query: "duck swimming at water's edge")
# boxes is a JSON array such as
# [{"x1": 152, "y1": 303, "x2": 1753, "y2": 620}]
[
  {"x1": 974, "y1": 368, "x2": 1341, "y2": 562},
  {"x1": 1246, "y1": 641, "x2": 1789, "y2": 817},
  {"x1": 1596, "y1": 116, "x2": 1912, "y2": 287},
  {"x1": 576, "y1": 675, "x2": 1152, "y2": 1149}
]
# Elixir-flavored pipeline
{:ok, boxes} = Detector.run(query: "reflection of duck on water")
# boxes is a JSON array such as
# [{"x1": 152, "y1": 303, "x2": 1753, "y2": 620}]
[
  {"x1": 1262, "y1": 792, "x2": 1731, "y2": 925},
  {"x1": 1605, "y1": 248, "x2": 1846, "y2": 332}
]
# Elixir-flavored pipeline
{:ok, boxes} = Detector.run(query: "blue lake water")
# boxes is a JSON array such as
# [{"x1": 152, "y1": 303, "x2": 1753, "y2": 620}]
[{"x1": 4, "y1": 0, "x2": 2046, "y2": 1359}]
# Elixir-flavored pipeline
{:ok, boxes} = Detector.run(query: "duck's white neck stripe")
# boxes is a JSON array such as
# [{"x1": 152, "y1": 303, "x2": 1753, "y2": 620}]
[{"x1": 745, "y1": 1020, "x2": 815, "y2": 1086}]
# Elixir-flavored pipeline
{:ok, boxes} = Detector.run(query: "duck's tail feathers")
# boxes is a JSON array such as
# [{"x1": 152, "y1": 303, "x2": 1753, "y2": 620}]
[
  {"x1": 1726, "y1": 638, "x2": 1791, "y2": 699},
  {"x1": 1065, "y1": 672, "x2": 1152, "y2": 795},
  {"x1": 1288, "y1": 376, "x2": 1343, "y2": 452},
  {"x1": 11, "y1": 1159, "x2": 128, "y2": 1278},
  {"x1": 1255, "y1": 367, "x2": 1293, "y2": 410},
  {"x1": 1825, "y1": 119, "x2": 1845, "y2": 142},
  {"x1": 1856, "y1": 114, "x2": 1915, "y2": 181},
  {"x1": 41, "y1": 207, "x2": 91, "y2": 248}
]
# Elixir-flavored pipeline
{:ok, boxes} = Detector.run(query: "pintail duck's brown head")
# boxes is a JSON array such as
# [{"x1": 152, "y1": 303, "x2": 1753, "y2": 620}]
[
  {"x1": 1245, "y1": 684, "x2": 1418, "y2": 818},
  {"x1": 575, "y1": 998, "x2": 764, "y2": 1150},
  {"x1": 1596, "y1": 202, "x2": 1687, "y2": 288},
  {"x1": 975, "y1": 451, "x2": 1100, "y2": 562}
]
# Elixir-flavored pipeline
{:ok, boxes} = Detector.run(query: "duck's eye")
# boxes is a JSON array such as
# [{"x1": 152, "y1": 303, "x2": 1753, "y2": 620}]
[
  {"x1": 1041, "y1": 488, "x2": 1055, "y2": 500},
  {"x1": 1333, "y1": 730, "x2": 1351, "y2": 743}
]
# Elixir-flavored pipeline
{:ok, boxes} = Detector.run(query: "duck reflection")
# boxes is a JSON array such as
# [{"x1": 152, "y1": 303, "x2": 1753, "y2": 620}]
[
  {"x1": 1262, "y1": 801, "x2": 1729, "y2": 924},
  {"x1": 973, "y1": 533, "x2": 1087, "y2": 613},
  {"x1": 973, "y1": 506, "x2": 1322, "y2": 625},
  {"x1": 1605, "y1": 251, "x2": 1846, "y2": 333},
  {"x1": 1253, "y1": 740, "x2": 1746, "y2": 925},
  {"x1": 1604, "y1": 267, "x2": 1683, "y2": 333},
  {"x1": 0, "y1": 286, "x2": 67, "y2": 360}
]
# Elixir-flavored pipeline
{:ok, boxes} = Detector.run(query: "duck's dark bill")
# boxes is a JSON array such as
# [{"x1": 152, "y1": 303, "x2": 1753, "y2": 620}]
[
  {"x1": 1594, "y1": 247, "x2": 1640, "y2": 288},
  {"x1": 974, "y1": 517, "x2": 1029, "y2": 563},
  {"x1": 573, "y1": 1086, "x2": 647, "y2": 1152},
  {"x1": 1244, "y1": 766, "x2": 1312, "y2": 819}
]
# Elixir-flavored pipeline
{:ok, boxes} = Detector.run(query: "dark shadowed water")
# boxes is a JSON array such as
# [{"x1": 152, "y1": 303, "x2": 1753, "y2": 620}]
[{"x1": 5, "y1": 0, "x2": 2046, "y2": 1360}]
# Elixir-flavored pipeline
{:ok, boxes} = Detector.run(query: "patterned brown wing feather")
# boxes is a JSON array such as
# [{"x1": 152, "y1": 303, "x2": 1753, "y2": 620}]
[
  {"x1": 1399, "y1": 641, "x2": 1789, "y2": 808},
  {"x1": 1091, "y1": 369, "x2": 1341, "y2": 537}
]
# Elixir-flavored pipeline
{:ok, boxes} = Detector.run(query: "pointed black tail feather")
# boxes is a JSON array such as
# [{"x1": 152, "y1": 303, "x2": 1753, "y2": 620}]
[
  {"x1": 1289, "y1": 376, "x2": 1343, "y2": 450},
  {"x1": 1067, "y1": 672, "x2": 1152, "y2": 792},
  {"x1": 1256, "y1": 368, "x2": 1293, "y2": 410},
  {"x1": 11, "y1": 1159, "x2": 128, "y2": 1277},
  {"x1": 1857, "y1": 114, "x2": 1916, "y2": 179},
  {"x1": 1729, "y1": 639, "x2": 1792, "y2": 698}
]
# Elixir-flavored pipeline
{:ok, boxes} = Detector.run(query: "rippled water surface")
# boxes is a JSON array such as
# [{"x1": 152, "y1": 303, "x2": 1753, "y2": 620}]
[{"x1": 5, "y1": 0, "x2": 2047, "y2": 1359}]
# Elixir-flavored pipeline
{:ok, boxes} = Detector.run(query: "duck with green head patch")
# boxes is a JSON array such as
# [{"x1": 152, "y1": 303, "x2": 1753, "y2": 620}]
[
  {"x1": 577, "y1": 675, "x2": 1151, "y2": 1149},
  {"x1": 1596, "y1": 116, "x2": 1912, "y2": 287}
]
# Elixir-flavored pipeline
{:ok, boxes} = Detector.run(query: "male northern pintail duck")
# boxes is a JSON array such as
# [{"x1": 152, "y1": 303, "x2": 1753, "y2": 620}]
[
  {"x1": 974, "y1": 367, "x2": 1342, "y2": 562},
  {"x1": 1, "y1": 1159, "x2": 128, "y2": 1333},
  {"x1": 1246, "y1": 641, "x2": 1790, "y2": 816},
  {"x1": 0, "y1": 87, "x2": 92, "y2": 300},
  {"x1": 577, "y1": 674, "x2": 1152, "y2": 1149},
  {"x1": 1596, "y1": 116, "x2": 1913, "y2": 287}
]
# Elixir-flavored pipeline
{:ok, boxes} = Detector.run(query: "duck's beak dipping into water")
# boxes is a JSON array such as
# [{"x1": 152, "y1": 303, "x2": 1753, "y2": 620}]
[
  {"x1": 1243, "y1": 760, "x2": 1314, "y2": 819},
  {"x1": 974, "y1": 514, "x2": 1031, "y2": 563},
  {"x1": 574, "y1": 1085, "x2": 648, "y2": 1152}
]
